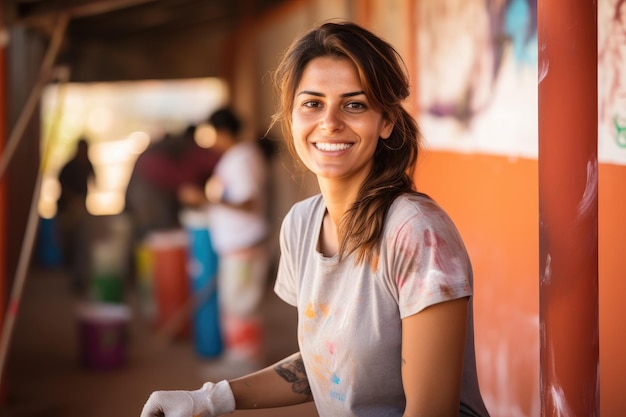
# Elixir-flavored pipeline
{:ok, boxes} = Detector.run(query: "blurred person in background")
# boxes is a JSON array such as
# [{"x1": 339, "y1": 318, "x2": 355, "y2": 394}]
[
  {"x1": 125, "y1": 125, "x2": 222, "y2": 243},
  {"x1": 57, "y1": 137, "x2": 95, "y2": 292},
  {"x1": 178, "y1": 108, "x2": 271, "y2": 369}
]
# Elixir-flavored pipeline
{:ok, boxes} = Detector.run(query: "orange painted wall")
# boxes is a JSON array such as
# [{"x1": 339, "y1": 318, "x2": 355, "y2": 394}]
[
  {"x1": 415, "y1": 151, "x2": 540, "y2": 415},
  {"x1": 415, "y1": 151, "x2": 626, "y2": 416},
  {"x1": 597, "y1": 162, "x2": 626, "y2": 417}
]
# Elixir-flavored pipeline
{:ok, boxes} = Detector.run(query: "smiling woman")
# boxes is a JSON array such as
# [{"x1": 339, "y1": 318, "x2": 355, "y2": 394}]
[{"x1": 141, "y1": 20, "x2": 491, "y2": 417}]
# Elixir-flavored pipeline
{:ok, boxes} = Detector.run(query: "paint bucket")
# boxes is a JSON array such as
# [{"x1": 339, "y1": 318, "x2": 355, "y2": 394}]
[
  {"x1": 222, "y1": 315, "x2": 263, "y2": 362},
  {"x1": 36, "y1": 216, "x2": 62, "y2": 267},
  {"x1": 76, "y1": 303, "x2": 131, "y2": 370},
  {"x1": 147, "y1": 229, "x2": 190, "y2": 338},
  {"x1": 90, "y1": 239, "x2": 125, "y2": 303},
  {"x1": 91, "y1": 270, "x2": 124, "y2": 303},
  {"x1": 135, "y1": 240, "x2": 155, "y2": 321},
  {"x1": 181, "y1": 210, "x2": 223, "y2": 358}
]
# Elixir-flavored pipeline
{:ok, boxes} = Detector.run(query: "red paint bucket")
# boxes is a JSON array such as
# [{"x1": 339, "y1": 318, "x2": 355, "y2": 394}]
[{"x1": 147, "y1": 230, "x2": 191, "y2": 338}]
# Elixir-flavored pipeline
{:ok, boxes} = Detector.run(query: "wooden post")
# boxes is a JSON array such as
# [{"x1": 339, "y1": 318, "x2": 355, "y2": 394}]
[{"x1": 0, "y1": 12, "x2": 7, "y2": 347}]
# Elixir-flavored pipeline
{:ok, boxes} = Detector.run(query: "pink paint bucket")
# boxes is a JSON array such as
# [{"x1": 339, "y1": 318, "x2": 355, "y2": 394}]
[{"x1": 76, "y1": 303, "x2": 131, "y2": 370}]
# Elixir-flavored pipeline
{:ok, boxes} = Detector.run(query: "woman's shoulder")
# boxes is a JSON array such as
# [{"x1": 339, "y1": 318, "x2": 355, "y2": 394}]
[
  {"x1": 384, "y1": 193, "x2": 468, "y2": 258},
  {"x1": 387, "y1": 192, "x2": 458, "y2": 232},
  {"x1": 391, "y1": 192, "x2": 440, "y2": 215},
  {"x1": 293, "y1": 193, "x2": 323, "y2": 208}
]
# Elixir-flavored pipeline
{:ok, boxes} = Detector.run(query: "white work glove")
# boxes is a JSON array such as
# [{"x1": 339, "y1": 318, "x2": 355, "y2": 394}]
[{"x1": 140, "y1": 380, "x2": 235, "y2": 417}]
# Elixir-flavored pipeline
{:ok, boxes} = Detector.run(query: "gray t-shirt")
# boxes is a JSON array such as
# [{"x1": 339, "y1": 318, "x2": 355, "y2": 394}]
[{"x1": 274, "y1": 193, "x2": 490, "y2": 417}]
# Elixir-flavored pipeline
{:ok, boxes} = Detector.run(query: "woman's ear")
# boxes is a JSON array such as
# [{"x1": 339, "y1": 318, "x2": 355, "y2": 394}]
[{"x1": 380, "y1": 116, "x2": 394, "y2": 140}]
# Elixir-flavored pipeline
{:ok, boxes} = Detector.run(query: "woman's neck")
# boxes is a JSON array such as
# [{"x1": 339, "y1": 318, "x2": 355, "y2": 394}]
[{"x1": 318, "y1": 177, "x2": 361, "y2": 228}]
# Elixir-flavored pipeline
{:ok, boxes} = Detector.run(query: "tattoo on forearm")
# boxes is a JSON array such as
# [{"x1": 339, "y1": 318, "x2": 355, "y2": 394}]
[{"x1": 274, "y1": 356, "x2": 312, "y2": 399}]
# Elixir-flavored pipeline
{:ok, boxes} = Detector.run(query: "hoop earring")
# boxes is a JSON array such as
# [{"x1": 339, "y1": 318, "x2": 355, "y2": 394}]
[{"x1": 380, "y1": 137, "x2": 404, "y2": 151}]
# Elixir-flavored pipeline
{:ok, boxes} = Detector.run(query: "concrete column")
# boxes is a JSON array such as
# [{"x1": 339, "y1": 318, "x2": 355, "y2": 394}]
[{"x1": 538, "y1": 1, "x2": 598, "y2": 416}]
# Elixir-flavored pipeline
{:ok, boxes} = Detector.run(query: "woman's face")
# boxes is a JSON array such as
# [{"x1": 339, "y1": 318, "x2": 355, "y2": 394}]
[{"x1": 291, "y1": 56, "x2": 393, "y2": 184}]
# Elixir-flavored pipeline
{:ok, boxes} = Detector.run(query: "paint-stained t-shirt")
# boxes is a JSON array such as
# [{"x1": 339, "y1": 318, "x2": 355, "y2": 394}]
[{"x1": 274, "y1": 193, "x2": 490, "y2": 417}]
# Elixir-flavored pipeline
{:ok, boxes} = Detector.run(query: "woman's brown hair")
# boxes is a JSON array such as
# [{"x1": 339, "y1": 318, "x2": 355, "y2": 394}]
[{"x1": 272, "y1": 20, "x2": 421, "y2": 264}]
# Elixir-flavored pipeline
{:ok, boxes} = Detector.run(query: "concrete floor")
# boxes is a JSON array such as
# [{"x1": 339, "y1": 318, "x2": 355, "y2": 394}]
[{"x1": 1, "y1": 266, "x2": 319, "y2": 417}]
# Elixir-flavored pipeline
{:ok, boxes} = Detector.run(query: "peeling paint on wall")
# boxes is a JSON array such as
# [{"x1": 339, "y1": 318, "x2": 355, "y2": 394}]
[
  {"x1": 479, "y1": 308, "x2": 540, "y2": 417},
  {"x1": 578, "y1": 159, "x2": 598, "y2": 222},
  {"x1": 549, "y1": 383, "x2": 574, "y2": 417},
  {"x1": 541, "y1": 254, "x2": 552, "y2": 286}
]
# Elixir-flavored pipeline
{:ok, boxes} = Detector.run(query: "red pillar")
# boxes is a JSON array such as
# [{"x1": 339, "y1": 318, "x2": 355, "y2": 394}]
[{"x1": 538, "y1": 1, "x2": 598, "y2": 416}]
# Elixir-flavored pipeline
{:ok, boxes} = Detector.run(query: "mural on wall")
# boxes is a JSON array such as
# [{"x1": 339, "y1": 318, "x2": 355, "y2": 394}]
[
  {"x1": 417, "y1": 0, "x2": 538, "y2": 158},
  {"x1": 418, "y1": 0, "x2": 626, "y2": 166},
  {"x1": 599, "y1": 0, "x2": 626, "y2": 165}
]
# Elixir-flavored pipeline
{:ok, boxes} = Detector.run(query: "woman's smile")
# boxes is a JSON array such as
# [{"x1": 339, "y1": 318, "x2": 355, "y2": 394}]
[{"x1": 314, "y1": 142, "x2": 353, "y2": 152}]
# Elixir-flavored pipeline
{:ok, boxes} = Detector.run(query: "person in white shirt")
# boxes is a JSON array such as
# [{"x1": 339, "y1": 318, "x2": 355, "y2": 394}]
[{"x1": 179, "y1": 108, "x2": 270, "y2": 365}]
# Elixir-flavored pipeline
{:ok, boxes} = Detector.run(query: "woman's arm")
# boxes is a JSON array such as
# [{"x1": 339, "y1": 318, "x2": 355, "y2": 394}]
[
  {"x1": 140, "y1": 352, "x2": 312, "y2": 416},
  {"x1": 229, "y1": 352, "x2": 313, "y2": 409},
  {"x1": 401, "y1": 297, "x2": 469, "y2": 417}
]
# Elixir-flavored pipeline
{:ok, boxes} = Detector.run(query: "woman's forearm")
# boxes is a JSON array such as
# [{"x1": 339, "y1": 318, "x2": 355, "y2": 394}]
[{"x1": 228, "y1": 352, "x2": 313, "y2": 409}]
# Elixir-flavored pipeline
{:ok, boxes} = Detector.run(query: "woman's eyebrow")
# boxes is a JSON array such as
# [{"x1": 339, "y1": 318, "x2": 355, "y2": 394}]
[
  {"x1": 296, "y1": 90, "x2": 323, "y2": 97},
  {"x1": 342, "y1": 91, "x2": 365, "y2": 98},
  {"x1": 296, "y1": 90, "x2": 366, "y2": 97}
]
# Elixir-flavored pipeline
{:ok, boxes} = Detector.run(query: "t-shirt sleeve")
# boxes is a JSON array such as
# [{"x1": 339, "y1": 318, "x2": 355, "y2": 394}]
[
  {"x1": 390, "y1": 205, "x2": 473, "y2": 319},
  {"x1": 274, "y1": 209, "x2": 298, "y2": 307}
]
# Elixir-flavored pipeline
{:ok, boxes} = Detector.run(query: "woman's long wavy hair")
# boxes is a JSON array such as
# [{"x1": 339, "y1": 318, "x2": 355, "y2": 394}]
[{"x1": 272, "y1": 20, "x2": 421, "y2": 264}]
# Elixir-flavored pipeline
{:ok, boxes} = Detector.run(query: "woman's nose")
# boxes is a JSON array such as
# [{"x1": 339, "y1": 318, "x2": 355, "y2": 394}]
[{"x1": 319, "y1": 107, "x2": 343, "y2": 133}]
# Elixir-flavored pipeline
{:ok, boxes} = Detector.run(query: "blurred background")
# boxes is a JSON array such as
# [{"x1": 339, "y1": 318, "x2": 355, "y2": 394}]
[{"x1": 0, "y1": 1, "x2": 624, "y2": 416}]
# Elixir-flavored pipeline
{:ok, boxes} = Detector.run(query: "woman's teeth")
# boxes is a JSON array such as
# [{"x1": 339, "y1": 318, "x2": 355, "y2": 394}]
[{"x1": 315, "y1": 142, "x2": 351, "y2": 151}]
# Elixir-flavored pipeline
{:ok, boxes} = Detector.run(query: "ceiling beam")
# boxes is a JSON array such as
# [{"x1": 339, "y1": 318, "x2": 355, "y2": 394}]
[{"x1": 6, "y1": 0, "x2": 158, "y2": 26}]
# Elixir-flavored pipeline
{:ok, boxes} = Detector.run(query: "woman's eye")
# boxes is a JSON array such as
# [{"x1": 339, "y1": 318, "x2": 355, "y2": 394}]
[
  {"x1": 303, "y1": 100, "x2": 322, "y2": 108},
  {"x1": 346, "y1": 102, "x2": 366, "y2": 111}
]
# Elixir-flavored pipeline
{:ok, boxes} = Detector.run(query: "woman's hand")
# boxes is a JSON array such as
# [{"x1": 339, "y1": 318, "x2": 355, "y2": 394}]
[{"x1": 140, "y1": 380, "x2": 235, "y2": 417}]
